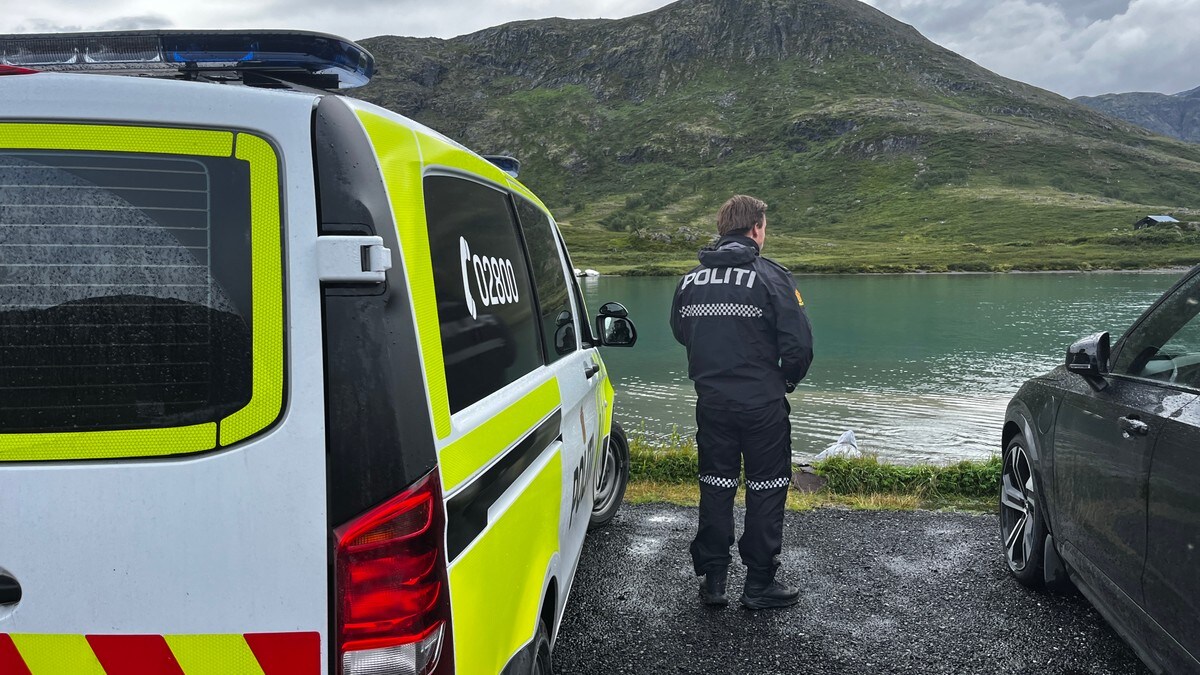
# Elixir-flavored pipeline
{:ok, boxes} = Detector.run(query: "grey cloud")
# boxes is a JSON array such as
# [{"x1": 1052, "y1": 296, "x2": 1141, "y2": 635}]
[
  {"x1": 869, "y1": 2, "x2": 987, "y2": 36},
  {"x1": 1066, "y1": 0, "x2": 1132, "y2": 22},
  {"x1": 11, "y1": 19, "x2": 84, "y2": 33},
  {"x1": 864, "y1": 0, "x2": 1197, "y2": 97},
  {"x1": 866, "y1": 0, "x2": 1130, "y2": 31},
  {"x1": 8, "y1": 13, "x2": 172, "y2": 34},
  {"x1": 96, "y1": 14, "x2": 175, "y2": 31}
]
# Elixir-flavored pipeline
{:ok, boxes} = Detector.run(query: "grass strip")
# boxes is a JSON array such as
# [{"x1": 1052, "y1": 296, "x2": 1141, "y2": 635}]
[
  {"x1": 628, "y1": 436, "x2": 1000, "y2": 512},
  {"x1": 816, "y1": 455, "x2": 1002, "y2": 500}
]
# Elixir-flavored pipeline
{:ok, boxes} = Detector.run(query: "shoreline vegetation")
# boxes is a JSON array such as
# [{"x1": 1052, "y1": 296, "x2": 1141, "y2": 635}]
[
  {"x1": 560, "y1": 218, "x2": 1200, "y2": 277},
  {"x1": 627, "y1": 431, "x2": 1001, "y2": 513},
  {"x1": 579, "y1": 260, "x2": 1200, "y2": 278}
]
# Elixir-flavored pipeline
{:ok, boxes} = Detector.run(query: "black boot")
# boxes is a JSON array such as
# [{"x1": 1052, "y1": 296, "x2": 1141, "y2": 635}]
[
  {"x1": 740, "y1": 577, "x2": 800, "y2": 610},
  {"x1": 698, "y1": 567, "x2": 729, "y2": 606}
]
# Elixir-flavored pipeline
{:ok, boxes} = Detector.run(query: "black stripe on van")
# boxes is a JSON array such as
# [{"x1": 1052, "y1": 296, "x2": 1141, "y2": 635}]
[{"x1": 445, "y1": 410, "x2": 562, "y2": 562}]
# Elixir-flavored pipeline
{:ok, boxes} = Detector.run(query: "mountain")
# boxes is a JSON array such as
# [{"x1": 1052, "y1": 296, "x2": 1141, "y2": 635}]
[
  {"x1": 1075, "y1": 87, "x2": 1200, "y2": 144},
  {"x1": 357, "y1": 0, "x2": 1200, "y2": 273}
]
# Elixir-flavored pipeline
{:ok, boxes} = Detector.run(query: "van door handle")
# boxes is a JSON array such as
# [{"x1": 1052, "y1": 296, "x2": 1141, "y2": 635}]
[
  {"x1": 1119, "y1": 416, "x2": 1150, "y2": 437},
  {"x1": 584, "y1": 363, "x2": 600, "y2": 379},
  {"x1": 0, "y1": 574, "x2": 20, "y2": 605}
]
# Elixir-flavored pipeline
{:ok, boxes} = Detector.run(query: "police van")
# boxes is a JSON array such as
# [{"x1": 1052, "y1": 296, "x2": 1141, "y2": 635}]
[{"x1": 0, "y1": 30, "x2": 637, "y2": 675}]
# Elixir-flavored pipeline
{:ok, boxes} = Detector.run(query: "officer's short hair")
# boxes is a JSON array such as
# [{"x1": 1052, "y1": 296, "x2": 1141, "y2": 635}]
[{"x1": 717, "y1": 195, "x2": 768, "y2": 236}]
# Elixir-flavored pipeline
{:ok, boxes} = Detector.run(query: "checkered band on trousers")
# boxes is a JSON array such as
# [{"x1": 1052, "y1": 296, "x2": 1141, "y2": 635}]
[
  {"x1": 745, "y1": 476, "x2": 791, "y2": 491},
  {"x1": 699, "y1": 475, "x2": 739, "y2": 489},
  {"x1": 679, "y1": 303, "x2": 764, "y2": 319}
]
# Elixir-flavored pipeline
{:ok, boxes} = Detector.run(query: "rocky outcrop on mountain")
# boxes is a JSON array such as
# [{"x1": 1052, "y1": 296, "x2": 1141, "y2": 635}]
[{"x1": 1075, "y1": 86, "x2": 1200, "y2": 143}]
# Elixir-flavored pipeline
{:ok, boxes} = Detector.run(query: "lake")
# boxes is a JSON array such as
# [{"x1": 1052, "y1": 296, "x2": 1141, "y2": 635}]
[{"x1": 580, "y1": 271, "x2": 1185, "y2": 464}]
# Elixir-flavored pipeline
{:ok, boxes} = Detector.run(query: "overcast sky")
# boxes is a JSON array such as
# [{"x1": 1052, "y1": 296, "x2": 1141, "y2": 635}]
[{"x1": 1, "y1": 0, "x2": 1195, "y2": 98}]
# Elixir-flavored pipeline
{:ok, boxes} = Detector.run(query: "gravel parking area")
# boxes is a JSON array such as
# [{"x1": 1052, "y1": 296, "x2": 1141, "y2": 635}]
[{"x1": 555, "y1": 504, "x2": 1149, "y2": 675}]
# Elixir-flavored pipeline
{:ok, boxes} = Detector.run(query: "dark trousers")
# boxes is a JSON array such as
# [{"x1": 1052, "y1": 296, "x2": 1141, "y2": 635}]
[{"x1": 690, "y1": 399, "x2": 792, "y2": 583}]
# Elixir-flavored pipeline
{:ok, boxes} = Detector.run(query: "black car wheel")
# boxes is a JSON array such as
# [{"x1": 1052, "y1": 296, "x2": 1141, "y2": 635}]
[
  {"x1": 589, "y1": 421, "x2": 629, "y2": 529},
  {"x1": 1000, "y1": 433, "x2": 1047, "y2": 587}
]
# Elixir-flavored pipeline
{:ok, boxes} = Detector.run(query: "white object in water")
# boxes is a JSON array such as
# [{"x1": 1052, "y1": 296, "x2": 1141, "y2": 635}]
[
  {"x1": 813, "y1": 430, "x2": 861, "y2": 461},
  {"x1": 584, "y1": 269, "x2": 600, "y2": 277},
  {"x1": 574, "y1": 268, "x2": 583, "y2": 276}
]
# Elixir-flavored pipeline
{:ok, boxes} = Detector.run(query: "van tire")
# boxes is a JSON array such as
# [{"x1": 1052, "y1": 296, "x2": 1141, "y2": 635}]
[
  {"x1": 589, "y1": 421, "x2": 629, "y2": 529},
  {"x1": 531, "y1": 618, "x2": 553, "y2": 675}
]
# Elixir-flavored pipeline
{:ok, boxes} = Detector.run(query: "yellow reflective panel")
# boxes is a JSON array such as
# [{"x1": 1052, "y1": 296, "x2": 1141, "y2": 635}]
[
  {"x1": 416, "y1": 133, "x2": 513, "y2": 188},
  {"x1": 219, "y1": 133, "x2": 285, "y2": 446},
  {"x1": 9, "y1": 634, "x2": 106, "y2": 675},
  {"x1": 602, "y1": 371, "x2": 616, "y2": 438},
  {"x1": 0, "y1": 123, "x2": 232, "y2": 157},
  {"x1": 449, "y1": 452, "x2": 561, "y2": 674},
  {"x1": 440, "y1": 378, "x2": 561, "y2": 492},
  {"x1": 164, "y1": 634, "x2": 266, "y2": 675},
  {"x1": 355, "y1": 110, "x2": 453, "y2": 439},
  {"x1": 0, "y1": 123, "x2": 284, "y2": 462},
  {"x1": 0, "y1": 424, "x2": 217, "y2": 462}
]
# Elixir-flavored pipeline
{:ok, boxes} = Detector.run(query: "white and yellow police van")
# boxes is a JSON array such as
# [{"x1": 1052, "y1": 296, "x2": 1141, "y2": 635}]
[{"x1": 0, "y1": 30, "x2": 636, "y2": 675}]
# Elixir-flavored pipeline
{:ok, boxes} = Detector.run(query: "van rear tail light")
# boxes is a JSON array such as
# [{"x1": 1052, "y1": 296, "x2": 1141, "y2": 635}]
[{"x1": 335, "y1": 470, "x2": 453, "y2": 675}]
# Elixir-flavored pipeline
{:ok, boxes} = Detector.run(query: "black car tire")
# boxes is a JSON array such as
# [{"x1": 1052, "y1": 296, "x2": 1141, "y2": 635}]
[
  {"x1": 530, "y1": 618, "x2": 552, "y2": 675},
  {"x1": 589, "y1": 421, "x2": 629, "y2": 529},
  {"x1": 1000, "y1": 432, "x2": 1047, "y2": 588}
]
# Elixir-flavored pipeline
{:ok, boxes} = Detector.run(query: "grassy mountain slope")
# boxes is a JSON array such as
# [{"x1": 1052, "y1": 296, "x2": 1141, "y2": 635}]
[
  {"x1": 358, "y1": 0, "x2": 1200, "y2": 274},
  {"x1": 1076, "y1": 86, "x2": 1200, "y2": 145}
]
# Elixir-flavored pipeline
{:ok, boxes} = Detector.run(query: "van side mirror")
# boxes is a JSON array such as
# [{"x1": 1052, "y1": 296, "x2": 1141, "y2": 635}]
[
  {"x1": 1066, "y1": 331, "x2": 1110, "y2": 391},
  {"x1": 598, "y1": 302, "x2": 628, "y2": 318},
  {"x1": 596, "y1": 302, "x2": 636, "y2": 347}
]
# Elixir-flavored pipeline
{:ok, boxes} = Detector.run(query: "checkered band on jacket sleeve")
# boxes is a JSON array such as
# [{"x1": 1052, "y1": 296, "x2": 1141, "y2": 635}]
[{"x1": 679, "y1": 303, "x2": 764, "y2": 318}]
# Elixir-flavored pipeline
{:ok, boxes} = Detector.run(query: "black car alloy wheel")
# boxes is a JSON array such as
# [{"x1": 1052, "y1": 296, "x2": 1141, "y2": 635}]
[{"x1": 1000, "y1": 434, "x2": 1046, "y2": 586}]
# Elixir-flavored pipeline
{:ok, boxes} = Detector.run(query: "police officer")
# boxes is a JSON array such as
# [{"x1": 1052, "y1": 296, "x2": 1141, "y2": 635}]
[{"x1": 670, "y1": 194, "x2": 814, "y2": 609}]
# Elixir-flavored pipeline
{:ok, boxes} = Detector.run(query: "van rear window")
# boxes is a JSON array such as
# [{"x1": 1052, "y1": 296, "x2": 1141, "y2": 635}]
[{"x1": 0, "y1": 151, "x2": 254, "y2": 434}]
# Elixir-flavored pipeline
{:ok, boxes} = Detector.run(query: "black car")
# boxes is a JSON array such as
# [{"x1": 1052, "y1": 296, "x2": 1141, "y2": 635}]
[{"x1": 1001, "y1": 264, "x2": 1200, "y2": 674}]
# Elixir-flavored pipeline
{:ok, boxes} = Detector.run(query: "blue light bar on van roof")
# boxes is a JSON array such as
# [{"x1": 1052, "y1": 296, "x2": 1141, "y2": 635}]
[{"x1": 0, "y1": 30, "x2": 375, "y2": 89}]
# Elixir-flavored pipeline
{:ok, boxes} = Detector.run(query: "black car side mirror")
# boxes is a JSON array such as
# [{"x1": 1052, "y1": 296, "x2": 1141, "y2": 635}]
[
  {"x1": 1066, "y1": 331, "x2": 1110, "y2": 391},
  {"x1": 596, "y1": 302, "x2": 636, "y2": 347}
]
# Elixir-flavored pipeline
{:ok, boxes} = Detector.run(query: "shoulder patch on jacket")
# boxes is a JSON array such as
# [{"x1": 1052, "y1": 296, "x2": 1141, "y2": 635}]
[{"x1": 795, "y1": 289, "x2": 805, "y2": 306}]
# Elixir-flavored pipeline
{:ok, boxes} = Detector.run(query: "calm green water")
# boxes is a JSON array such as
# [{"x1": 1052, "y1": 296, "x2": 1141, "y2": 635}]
[{"x1": 581, "y1": 271, "x2": 1186, "y2": 464}]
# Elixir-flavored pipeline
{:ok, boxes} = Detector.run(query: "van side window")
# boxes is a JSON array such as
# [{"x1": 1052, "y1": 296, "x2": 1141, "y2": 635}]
[
  {"x1": 424, "y1": 175, "x2": 540, "y2": 413},
  {"x1": 515, "y1": 197, "x2": 575, "y2": 362}
]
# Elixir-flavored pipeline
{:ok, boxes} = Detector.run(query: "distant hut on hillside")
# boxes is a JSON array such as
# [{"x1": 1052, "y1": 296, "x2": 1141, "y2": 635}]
[{"x1": 1134, "y1": 215, "x2": 1181, "y2": 230}]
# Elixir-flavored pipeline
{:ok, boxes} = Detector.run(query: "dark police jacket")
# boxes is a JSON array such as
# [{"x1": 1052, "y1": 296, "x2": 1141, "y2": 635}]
[{"x1": 670, "y1": 234, "x2": 814, "y2": 410}]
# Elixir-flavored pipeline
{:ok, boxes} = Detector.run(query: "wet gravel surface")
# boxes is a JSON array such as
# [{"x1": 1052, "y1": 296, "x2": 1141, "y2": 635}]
[{"x1": 555, "y1": 504, "x2": 1150, "y2": 674}]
